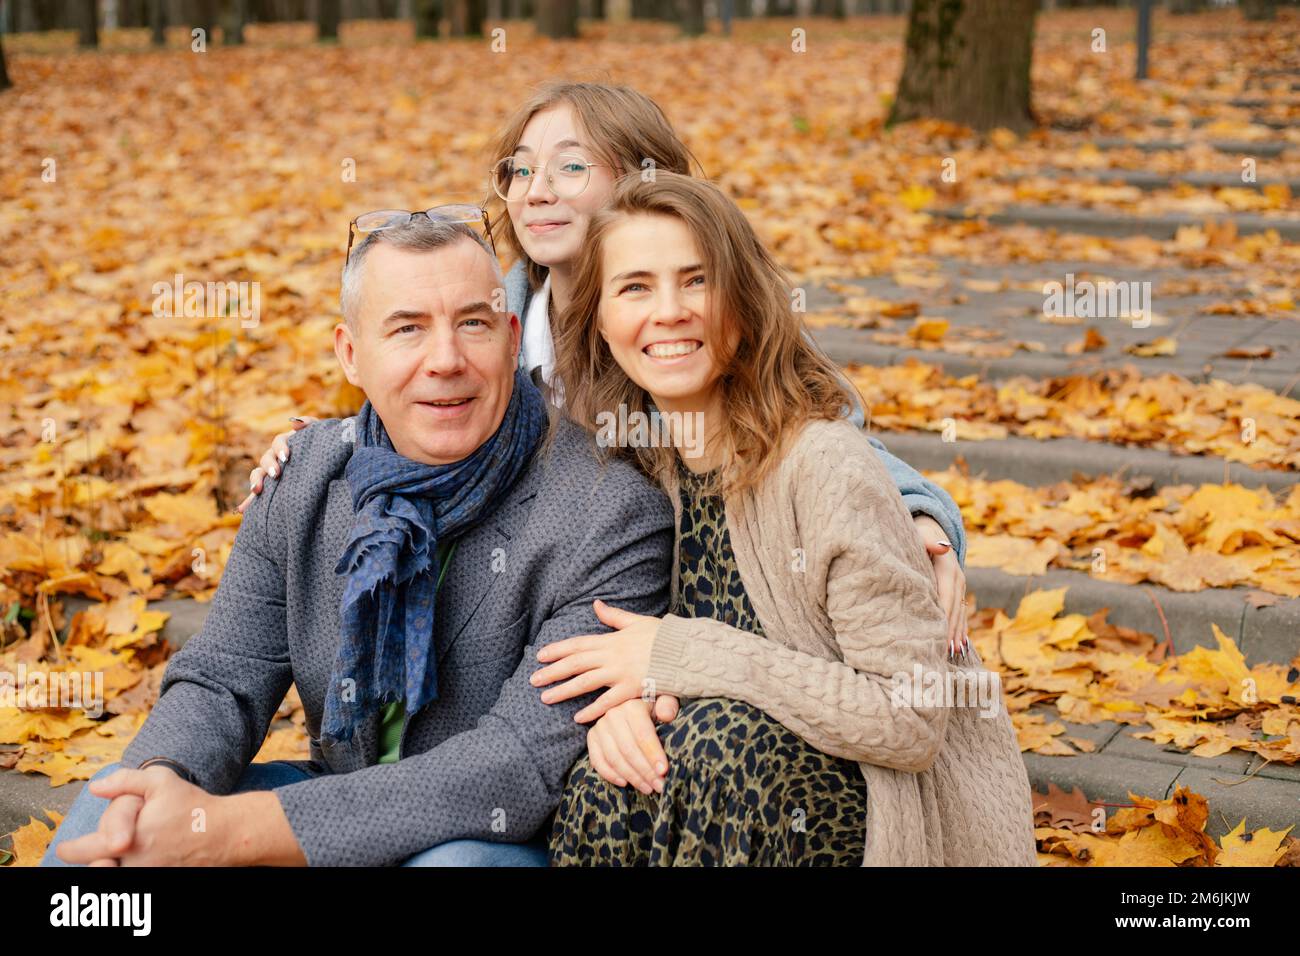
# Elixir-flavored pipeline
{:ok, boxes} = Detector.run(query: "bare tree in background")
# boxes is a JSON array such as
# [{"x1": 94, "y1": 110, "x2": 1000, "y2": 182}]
[
  {"x1": 319, "y1": 0, "x2": 341, "y2": 37},
  {"x1": 227, "y1": 0, "x2": 249, "y2": 42},
  {"x1": 0, "y1": 35, "x2": 11, "y2": 91},
  {"x1": 150, "y1": 0, "x2": 167, "y2": 44},
  {"x1": 888, "y1": 0, "x2": 1038, "y2": 133},
  {"x1": 1240, "y1": 0, "x2": 1276, "y2": 20},
  {"x1": 415, "y1": 0, "x2": 439, "y2": 35},
  {"x1": 679, "y1": 0, "x2": 704, "y2": 35},
  {"x1": 190, "y1": 0, "x2": 216, "y2": 40},
  {"x1": 74, "y1": 0, "x2": 100, "y2": 47},
  {"x1": 535, "y1": 0, "x2": 577, "y2": 37},
  {"x1": 448, "y1": 0, "x2": 485, "y2": 36}
]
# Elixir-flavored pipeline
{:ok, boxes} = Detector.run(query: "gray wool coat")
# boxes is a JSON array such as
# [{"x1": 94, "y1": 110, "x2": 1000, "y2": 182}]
[{"x1": 120, "y1": 413, "x2": 674, "y2": 866}]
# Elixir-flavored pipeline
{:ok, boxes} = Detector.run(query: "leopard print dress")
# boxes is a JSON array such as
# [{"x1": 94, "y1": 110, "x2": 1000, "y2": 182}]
[{"x1": 548, "y1": 458, "x2": 868, "y2": 866}]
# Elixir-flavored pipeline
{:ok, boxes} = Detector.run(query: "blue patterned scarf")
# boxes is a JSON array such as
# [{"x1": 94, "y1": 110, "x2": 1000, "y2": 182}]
[{"x1": 321, "y1": 368, "x2": 548, "y2": 745}]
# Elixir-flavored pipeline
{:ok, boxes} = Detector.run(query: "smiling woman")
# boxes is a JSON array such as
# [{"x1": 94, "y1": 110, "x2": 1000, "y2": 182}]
[{"x1": 540, "y1": 172, "x2": 1036, "y2": 867}]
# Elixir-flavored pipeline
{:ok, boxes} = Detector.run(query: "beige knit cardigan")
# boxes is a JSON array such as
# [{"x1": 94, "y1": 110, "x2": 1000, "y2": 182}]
[{"x1": 645, "y1": 418, "x2": 1038, "y2": 867}]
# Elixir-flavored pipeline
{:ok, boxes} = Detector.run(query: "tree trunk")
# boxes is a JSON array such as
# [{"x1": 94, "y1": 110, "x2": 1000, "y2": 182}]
[
  {"x1": 814, "y1": 0, "x2": 841, "y2": 17},
  {"x1": 0, "y1": 36, "x2": 11, "y2": 92},
  {"x1": 448, "y1": 0, "x2": 484, "y2": 35},
  {"x1": 225, "y1": 0, "x2": 247, "y2": 41},
  {"x1": 190, "y1": 0, "x2": 216, "y2": 38},
  {"x1": 535, "y1": 0, "x2": 576, "y2": 37},
  {"x1": 75, "y1": 0, "x2": 100, "y2": 46},
  {"x1": 150, "y1": 0, "x2": 167, "y2": 42},
  {"x1": 319, "y1": 0, "x2": 341, "y2": 36},
  {"x1": 679, "y1": 0, "x2": 703, "y2": 34},
  {"x1": 119, "y1": 0, "x2": 144, "y2": 27},
  {"x1": 14, "y1": 0, "x2": 35, "y2": 32},
  {"x1": 414, "y1": 0, "x2": 439, "y2": 35},
  {"x1": 888, "y1": 0, "x2": 1037, "y2": 133},
  {"x1": 1239, "y1": 0, "x2": 1275, "y2": 21}
]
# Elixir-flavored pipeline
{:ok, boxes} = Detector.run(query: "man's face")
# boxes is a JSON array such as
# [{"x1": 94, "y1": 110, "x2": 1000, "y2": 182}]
[{"x1": 334, "y1": 238, "x2": 520, "y2": 465}]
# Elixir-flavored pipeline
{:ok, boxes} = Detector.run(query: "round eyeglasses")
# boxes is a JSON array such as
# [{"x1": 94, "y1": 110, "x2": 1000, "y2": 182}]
[
  {"x1": 490, "y1": 152, "x2": 610, "y2": 202},
  {"x1": 346, "y1": 204, "x2": 495, "y2": 263}
]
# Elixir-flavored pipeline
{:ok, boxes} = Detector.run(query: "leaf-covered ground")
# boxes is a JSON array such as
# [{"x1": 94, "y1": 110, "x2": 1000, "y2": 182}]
[{"x1": 2, "y1": 9, "x2": 1298, "y2": 865}]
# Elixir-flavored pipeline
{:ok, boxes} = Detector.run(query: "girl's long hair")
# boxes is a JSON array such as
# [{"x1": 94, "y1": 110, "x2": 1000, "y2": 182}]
[
  {"x1": 553, "y1": 172, "x2": 860, "y2": 497},
  {"x1": 484, "y1": 80, "x2": 702, "y2": 291}
]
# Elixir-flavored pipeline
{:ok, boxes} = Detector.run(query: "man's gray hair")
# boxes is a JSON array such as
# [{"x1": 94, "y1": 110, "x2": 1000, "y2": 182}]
[{"x1": 340, "y1": 216, "x2": 504, "y2": 329}]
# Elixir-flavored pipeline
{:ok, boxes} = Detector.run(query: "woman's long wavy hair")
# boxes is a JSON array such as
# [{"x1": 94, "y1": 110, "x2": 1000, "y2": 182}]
[
  {"x1": 553, "y1": 172, "x2": 861, "y2": 498},
  {"x1": 484, "y1": 80, "x2": 702, "y2": 291}
]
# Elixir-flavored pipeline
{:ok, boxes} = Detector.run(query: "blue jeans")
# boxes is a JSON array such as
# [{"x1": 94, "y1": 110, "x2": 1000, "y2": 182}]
[{"x1": 40, "y1": 761, "x2": 549, "y2": 867}]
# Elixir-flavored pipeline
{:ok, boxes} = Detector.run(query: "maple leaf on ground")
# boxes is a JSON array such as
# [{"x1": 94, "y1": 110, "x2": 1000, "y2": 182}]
[
  {"x1": 1216, "y1": 820, "x2": 1294, "y2": 867},
  {"x1": 3, "y1": 811, "x2": 63, "y2": 867}
]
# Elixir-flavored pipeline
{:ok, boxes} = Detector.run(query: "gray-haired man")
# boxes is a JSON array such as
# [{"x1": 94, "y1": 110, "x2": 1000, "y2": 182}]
[{"x1": 45, "y1": 214, "x2": 673, "y2": 866}]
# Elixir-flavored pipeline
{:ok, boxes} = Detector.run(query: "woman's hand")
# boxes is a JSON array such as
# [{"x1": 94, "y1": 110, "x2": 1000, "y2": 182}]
[
  {"x1": 235, "y1": 416, "x2": 316, "y2": 513},
  {"x1": 586, "y1": 698, "x2": 669, "y2": 794},
  {"x1": 913, "y1": 514, "x2": 970, "y2": 659},
  {"x1": 532, "y1": 600, "x2": 659, "y2": 723}
]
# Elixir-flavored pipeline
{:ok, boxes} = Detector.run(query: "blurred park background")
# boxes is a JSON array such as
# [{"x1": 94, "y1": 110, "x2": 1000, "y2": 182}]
[{"x1": 0, "y1": 0, "x2": 1298, "y2": 866}]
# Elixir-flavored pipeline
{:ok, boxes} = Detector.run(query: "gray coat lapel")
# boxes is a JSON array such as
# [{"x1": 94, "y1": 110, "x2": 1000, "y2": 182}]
[{"x1": 437, "y1": 458, "x2": 542, "y2": 658}]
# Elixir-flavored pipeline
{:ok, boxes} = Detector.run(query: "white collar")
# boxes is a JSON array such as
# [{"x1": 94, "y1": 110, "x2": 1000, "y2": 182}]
[{"x1": 521, "y1": 272, "x2": 554, "y2": 387}]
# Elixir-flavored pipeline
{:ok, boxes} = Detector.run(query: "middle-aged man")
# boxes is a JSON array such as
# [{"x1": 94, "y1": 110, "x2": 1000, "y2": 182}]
[{"x1": 44, "y1": 214, "x2": 674, "y2": 866}]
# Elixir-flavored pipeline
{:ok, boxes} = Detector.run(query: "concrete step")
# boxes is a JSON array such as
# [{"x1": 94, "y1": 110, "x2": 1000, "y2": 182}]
[
  {"x1": 1224, "y1": 97, "x2": 1300, "y2": 110},
  {"x1": 806, "y1": 260, "x2": 1299, "y2": 396},
  {"x1": 998, "y1": 167, "x2": 1300, "y2": 193},
  {"x1": 932, "y1": 203, "x2": 1300, "y2": 240},
  {"x1": 1090, "y1": 139, "x2": 1288, "y2": 156},
  {"x1": 54, "y1": 596, "x2": 209, "y2": 652},
  {"x1": 1023, "y1": 704, "x2": 1300, "y2": 841},
  {"x1": 0, "y1": 760, "x2": 82, "y2": 859},
  {"x1": 866, "y1": 429, "x2": 1297, "y2": 495},
  {"x1": 813, "y1": 330, "x2": 1298, "y2": 395},
  {"x1": 1151, "y1": 115, "x2": 1297, "y2": 132},
  {"x1": 965, "y1": 566, "x2": 1299, "y2": 668}
]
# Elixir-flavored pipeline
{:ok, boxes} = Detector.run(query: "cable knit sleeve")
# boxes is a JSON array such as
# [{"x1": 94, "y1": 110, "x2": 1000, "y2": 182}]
[{"x1": 645, "y1": 425, "x2": 951, "y2": 773}]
